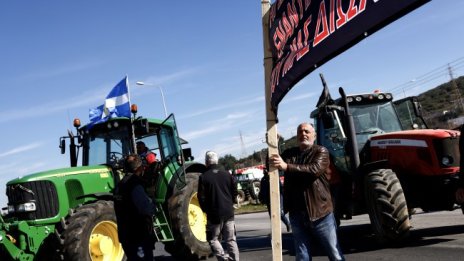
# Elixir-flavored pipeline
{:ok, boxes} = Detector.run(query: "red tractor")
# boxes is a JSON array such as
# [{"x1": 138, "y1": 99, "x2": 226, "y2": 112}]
[{"x1": 310, "y1": 75, "x2": 463, "y2": 242}]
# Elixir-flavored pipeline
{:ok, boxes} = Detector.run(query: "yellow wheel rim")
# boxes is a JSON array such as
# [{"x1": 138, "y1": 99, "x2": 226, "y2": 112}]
[
  {"x1": 89, "y1": 220, "x2": 125, "y2": 261},
  {"x1": 188, "y1": 192, "x2": 207, "y2": 242}
]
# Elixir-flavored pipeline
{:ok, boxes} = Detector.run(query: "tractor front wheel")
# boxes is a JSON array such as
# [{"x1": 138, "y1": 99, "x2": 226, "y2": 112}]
[
  {"x1": 58, "y1": 201, "x2": 126, "y2": 261},
  {"x1": 364, "y1": 169, "x2": 410, "y2": 243}
]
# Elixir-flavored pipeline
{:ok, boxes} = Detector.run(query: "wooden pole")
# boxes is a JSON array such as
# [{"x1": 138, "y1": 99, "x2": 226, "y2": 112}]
[{"x1": 261, "y1": 1, "x2": 283, "y2": 260}]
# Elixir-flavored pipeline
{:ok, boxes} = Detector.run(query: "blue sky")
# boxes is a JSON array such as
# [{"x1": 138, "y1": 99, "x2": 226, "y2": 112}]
[{"x1": 1, "y1": 1, "x2": 463, "y2": 207}]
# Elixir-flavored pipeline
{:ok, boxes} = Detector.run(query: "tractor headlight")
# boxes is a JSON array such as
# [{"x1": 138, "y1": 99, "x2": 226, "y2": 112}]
[
  {"x1": 441, "y1": 156, "x2": 453, "y2": 166},
  {"x1": 7, "y1": 202, "x2": 37, "y2": 213},
  {"x1": 17, "y1": 202, "x2": 37, "y2": 212}
]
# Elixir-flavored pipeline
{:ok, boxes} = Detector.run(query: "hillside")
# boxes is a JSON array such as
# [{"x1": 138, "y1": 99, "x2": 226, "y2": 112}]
[{"x1": 417, "y1": 76, "x2": 464, "y2": 129}]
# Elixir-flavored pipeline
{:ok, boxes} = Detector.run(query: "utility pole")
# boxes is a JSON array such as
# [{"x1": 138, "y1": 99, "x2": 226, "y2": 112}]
[
  {"x1": 239, "y1": 131, "x2": 248, "y2": 165},
  {"x1": 262, "y1": 0, "x2": 283, "y2": 260},
  {"x1": 448, "y1": 64, "x2": 464, "y2": 112}
]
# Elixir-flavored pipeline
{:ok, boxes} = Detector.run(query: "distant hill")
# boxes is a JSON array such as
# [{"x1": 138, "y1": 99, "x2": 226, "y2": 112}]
[{"x1": 417, "y1": 76, "x2": 464, "y2": 129}]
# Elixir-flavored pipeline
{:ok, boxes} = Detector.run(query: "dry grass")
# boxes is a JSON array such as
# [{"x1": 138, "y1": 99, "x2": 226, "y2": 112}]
[{"x1": 234, "y1": 203, "x2": 267, "y2": 215}]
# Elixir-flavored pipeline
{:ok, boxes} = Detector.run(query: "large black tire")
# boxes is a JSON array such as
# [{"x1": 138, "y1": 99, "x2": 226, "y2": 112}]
[
  {"x1": 56, "y1": 201, "x2": 125, "y2": 261},
  {"x1": 364, "y1": 169, "x2": 411, "y2": 243},
  {"x1": 237, "y1": 190, "x2": 246, "y2": 203},
  {"x1": 166, "y1": 172, "x2": 211, "y2": 260},
  {"x1": 250, "y1": 180, "x2": 261, "y2": 203}
]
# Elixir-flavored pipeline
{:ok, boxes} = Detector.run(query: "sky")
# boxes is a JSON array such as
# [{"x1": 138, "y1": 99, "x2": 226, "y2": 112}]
[{"x1": 1, "y1": 1, "x2": 463, "y2": 207}]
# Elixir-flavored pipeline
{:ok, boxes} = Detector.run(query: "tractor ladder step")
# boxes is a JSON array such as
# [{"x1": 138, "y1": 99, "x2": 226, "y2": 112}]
[{"x1": 152, "y1": 203, "x2": 174, "y2": 242}]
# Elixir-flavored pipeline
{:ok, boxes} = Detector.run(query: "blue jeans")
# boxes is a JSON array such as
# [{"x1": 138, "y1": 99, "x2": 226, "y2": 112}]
[{"x1": 289, "y1": 210, "x2": 344, "y2": 261}]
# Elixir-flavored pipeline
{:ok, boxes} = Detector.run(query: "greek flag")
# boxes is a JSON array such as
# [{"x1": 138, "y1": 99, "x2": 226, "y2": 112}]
[{"x1": 89, "y1": 76, "x2": 131, "y2": 125}]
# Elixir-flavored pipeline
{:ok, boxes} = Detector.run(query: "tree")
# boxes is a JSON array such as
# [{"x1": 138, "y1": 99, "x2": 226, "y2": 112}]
[{"x1": 219, "y1": 154, "x2": 238, "y2": 171}]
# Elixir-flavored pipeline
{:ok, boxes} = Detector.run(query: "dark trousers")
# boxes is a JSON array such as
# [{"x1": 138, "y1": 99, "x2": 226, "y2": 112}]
[
  {"x1": 265, "y1": 195, "x2": 290, "y2": 229},
  {"x1": 122, "y1": 240, "x2": 154, "y2": 261}
]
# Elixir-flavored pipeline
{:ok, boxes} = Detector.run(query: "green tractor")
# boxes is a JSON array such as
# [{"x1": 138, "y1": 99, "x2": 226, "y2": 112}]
[{"x1": 0, "y1": 107, "x2": 211, "y2": 260}]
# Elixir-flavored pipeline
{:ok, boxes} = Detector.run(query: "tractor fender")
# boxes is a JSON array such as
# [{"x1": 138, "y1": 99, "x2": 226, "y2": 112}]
[
  {"x1": 360, "y1": 160, "x2": 389, "y2": 175},
  {"x1": 76, "y1": 192, "x2": 114, "y2": 201},
  {"x1": 170, "y1": 162, "x2": 207, "y2": 186},
  {"x1": 183, "y1": 162, "x2": 207, "y2": 174}
]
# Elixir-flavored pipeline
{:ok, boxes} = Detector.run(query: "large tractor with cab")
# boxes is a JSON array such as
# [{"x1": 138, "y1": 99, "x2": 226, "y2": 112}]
[
  {"x1": 0, "y1": 104, "x2": 211, "y2": 260},
  {"x1": 311, "y1": 75, "x2": 463, "y2": 243}
]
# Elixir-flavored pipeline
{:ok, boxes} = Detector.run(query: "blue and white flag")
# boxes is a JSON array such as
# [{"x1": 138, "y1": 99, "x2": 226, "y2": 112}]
[{"x1": 89, "y1": 76, "x2": 131, "y2": 126}]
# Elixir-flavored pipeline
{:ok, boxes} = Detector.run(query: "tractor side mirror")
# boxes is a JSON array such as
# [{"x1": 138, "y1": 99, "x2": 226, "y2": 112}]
[
  {"x1": 413, "y1": 101, "x2": 423, "y2": 117},
  {"x1": 60, "y1": 138, "x2": 66, "y2": 154},
  {"x1": 182, "y1": 148, "x2": 194, "y2": 161}
]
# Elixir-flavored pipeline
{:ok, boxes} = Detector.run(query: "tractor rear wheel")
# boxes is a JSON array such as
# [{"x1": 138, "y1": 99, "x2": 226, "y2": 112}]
[
  {"x1": 364, "y1": 169, "x2": 410, "y2": 243},
  {"x1": 166, "y1": 172, "x2": 211, "y2": 260},
  {"x1": 58, "y1": 201, "x2": 126, "y2": 261}
]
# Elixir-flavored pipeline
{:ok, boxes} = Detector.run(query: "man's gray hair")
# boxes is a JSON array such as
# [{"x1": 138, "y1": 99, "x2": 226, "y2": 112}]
[{"x1": 205, "y1": 151, "x2": 219, "y2": 165}]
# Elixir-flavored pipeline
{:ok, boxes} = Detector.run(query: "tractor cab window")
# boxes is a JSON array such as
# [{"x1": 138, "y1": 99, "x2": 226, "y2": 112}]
[
  {"x1": 316, "y1": 112, "x2": 351, "y2": 173},
  {"x1": 87, "y1": 126, "x2": 132, "y2": 166},
  {"x1": 351, "y1": 102, "x2": 402, "y2": 149},
  {"x1": 158, "y1": 127, "x2": 178, "y2": 161},
  {"x1": 157, "y1": 114, "x2": 183, "y2": 163},
  {"x1": 393, "y1": 98, "x2": 428, "y2": 130},
  {"x1": 136, "y1": 135, "x2": 161, "y2": 161}
]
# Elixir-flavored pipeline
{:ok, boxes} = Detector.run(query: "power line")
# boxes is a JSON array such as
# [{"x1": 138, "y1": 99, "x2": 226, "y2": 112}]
[
  {"x1": 448, "y1": 64, "x2": 464, "y2": 111},
  {"x1": 388, "y1": 57, "x2": 464, "y2": 96}
]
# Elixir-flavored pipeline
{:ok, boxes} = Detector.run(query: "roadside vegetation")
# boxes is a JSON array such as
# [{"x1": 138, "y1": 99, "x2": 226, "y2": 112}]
[
  {"x1": 419, "y1": 76, "x2": 464, "y2": 129},
  {"x1": 234, "y1": 203, "x2": 267, "y2": 215}
]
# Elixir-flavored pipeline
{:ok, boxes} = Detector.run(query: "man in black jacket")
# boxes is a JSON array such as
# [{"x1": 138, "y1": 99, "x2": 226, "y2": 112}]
[
  {"x1": 270, "y1": 123, "x2": 344, "y2": 261},
  {"x1": 114, "y1": 154, "x2": 156, "y2": 261},
  {"x1": 198, "y1": 151, "x2": 239, "y2": 261}
]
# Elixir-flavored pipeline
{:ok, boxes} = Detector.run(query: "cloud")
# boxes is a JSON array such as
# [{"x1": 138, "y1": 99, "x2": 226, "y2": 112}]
[
  {"x1": 196, "y1": 130, "x2": 268, "y2": 163},
  {"x1": 16, "y1": 162, "x2": 48, "y2": 176},
  {"x1": 182, "y1": 111, "x2": 255, "y2": 141},
  {"x1": 0, "y1": 82, "x2": 112, "y2": 123},
  {"x1": 21, "y1": 60, "x2": 104, "y2": 81},
  {"x1": 137, "y1": 67, "x2": 202, "y2": 88},
  {"x1": 0, "y1": 142, "x2": 42, "y2": 158},
  {"x1": 281, "y1": 92, "x2": 317, "y2": 103},
  {"x1": 182, "y1": 125, "x2": 226, "y2": 140},
  {"x1": 179, "y1": 95, "x2": 263, "y2": 119}
]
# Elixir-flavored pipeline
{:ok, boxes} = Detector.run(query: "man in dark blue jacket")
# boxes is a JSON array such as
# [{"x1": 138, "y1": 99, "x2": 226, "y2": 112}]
[
  {"x1": 198, "y1": 151, "x2": 239, "y2": 261},
  {"x1": 114, "y1": 154, "x2": 156, "y2": 261}
]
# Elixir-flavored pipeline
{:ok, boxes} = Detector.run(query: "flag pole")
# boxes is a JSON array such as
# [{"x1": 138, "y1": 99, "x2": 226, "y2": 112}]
[
  {"x1": 126, "y1": 75, "x2": 137, "y2": 154},
  {"x1": 261, "y1": 1, "x2": 283, "y2": 260}
]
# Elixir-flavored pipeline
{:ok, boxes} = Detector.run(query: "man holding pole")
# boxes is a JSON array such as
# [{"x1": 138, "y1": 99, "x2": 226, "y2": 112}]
[{"x1": 270, "y1": 122, "x2": 344, "y2": 261}]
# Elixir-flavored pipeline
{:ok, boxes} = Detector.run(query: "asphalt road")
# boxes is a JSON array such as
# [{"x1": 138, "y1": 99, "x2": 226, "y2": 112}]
[{"x1": 154, "y1": 208, "x2": 464, "y2": 260}]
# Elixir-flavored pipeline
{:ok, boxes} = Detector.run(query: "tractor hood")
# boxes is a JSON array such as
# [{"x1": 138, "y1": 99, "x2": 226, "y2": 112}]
[
  {"x1": 370, "y1": 129, "x2": 460, "y2": 141},
  {"x1": 6, "y1": 165, "x2": 112, "y2": 185},
  {"x1": 368, "y1": 129, "x2": 460, "y2": 176}
]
